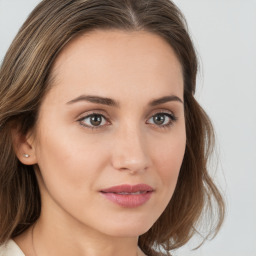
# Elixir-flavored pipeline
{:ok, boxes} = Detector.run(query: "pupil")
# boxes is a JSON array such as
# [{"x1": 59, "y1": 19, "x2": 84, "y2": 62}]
[
  {"x1": 154, "y1": 114, "x2": 165, "y2": 125},
  {"x1": 90, "y1": 115, "x2": 102, "y2": 126}
]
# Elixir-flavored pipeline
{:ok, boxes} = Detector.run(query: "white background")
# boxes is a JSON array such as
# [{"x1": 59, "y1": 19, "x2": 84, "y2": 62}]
[{"x1": 0, "y1": 1, "x2": 255, "y2": 256}]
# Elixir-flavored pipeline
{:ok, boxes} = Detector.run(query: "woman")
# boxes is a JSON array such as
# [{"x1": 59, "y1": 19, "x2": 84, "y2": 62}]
[{"x1": 0, "y1": 0, "x2": 225, "y2": 255}]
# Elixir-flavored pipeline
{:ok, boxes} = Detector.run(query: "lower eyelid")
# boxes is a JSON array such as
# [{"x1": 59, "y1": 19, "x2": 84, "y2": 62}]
[
  {"x1": 77, "y1": 111, "x2": 178, "y2": 130},
  {"x1": 78, "y1": 113, "x2": 110, "y2": 127}
]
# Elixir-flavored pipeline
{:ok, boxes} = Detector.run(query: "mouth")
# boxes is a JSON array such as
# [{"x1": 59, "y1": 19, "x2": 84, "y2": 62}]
[
  {"x1": 100, "y1": 184, "x2": 154, "y2": 208},
  {"x1": 108, "y1": 191, "x2": 148, "y2": 195}
]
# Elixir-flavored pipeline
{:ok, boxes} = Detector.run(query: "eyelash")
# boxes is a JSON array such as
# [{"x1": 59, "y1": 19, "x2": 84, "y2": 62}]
[
  {"x1": 77, "y1": 111, "x2": 178, "y2": 131},
  {"x1": 147, "y1": 111, "x2": 178, "y2": 129}
]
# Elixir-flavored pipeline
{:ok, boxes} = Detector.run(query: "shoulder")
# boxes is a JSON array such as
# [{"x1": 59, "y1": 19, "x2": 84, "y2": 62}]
[{"x1": 0, "y1": 240, "x2": 25, "y2": 256}]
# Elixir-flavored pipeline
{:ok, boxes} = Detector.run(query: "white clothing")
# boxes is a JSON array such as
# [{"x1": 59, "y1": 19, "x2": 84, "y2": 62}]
[
  {"x1": 0, "y1": 239, "x2": 25, "y2": 256},
  {"x1": 0, "y1": 239, "x2": 148, "y2": 256}
]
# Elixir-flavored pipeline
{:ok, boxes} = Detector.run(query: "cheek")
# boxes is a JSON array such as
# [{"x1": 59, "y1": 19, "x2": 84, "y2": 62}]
[
  {"x1": 151, "y1": 128, "x2": 186, "y2": 191},
  {"x1": 34, "y1": 126, "x2": 109, "y2": 198}
]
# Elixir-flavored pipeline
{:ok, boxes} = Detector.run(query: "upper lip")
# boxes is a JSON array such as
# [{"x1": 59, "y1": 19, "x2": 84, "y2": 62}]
[{"x1": 100, "y1": 184, "x2": 154, "y2": 193}]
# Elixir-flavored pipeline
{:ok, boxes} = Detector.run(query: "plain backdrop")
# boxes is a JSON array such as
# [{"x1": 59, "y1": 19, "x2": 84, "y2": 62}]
[{"x1": 0, "y1": 1, "x2": 256, "y2": 256}]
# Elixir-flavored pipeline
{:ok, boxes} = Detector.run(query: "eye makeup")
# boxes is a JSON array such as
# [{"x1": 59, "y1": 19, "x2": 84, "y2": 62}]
[{"x1": 77, "y1": 109, "x2": 178, "y2": 131}]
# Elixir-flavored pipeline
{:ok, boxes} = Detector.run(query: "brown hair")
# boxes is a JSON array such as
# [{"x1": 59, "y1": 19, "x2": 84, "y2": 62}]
[{"x1": 0, "y1": 0, "x2": 225, "y2": 255}]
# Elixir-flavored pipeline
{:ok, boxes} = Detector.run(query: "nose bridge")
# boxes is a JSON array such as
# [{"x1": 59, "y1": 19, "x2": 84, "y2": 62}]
[{"x1": 111, "y1": 122, "x2": 149, "y2": 173}]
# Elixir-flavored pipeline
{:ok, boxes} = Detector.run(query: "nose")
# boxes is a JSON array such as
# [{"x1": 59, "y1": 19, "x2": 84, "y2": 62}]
[{"x1": 111, "y1": 125, "x2": 150, "y2": 174}]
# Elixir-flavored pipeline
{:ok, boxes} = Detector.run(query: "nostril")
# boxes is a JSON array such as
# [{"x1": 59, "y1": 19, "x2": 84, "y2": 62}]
[
  {"x1": 111, "y1": 157, "x2": 149, "y2": 174},
  {"x1": 110, "y1": 131, "x2": 150, "y2": 172}
]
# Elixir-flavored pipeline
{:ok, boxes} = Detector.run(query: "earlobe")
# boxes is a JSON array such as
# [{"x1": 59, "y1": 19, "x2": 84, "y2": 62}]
[{"x1": 11, "y1": 128, "x2": 38, "y2": 165}]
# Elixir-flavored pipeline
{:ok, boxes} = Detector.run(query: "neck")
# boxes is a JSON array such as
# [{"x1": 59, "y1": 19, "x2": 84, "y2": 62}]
[{"x1": 31, "y1": 214, "x2": 142, "y2": 256}]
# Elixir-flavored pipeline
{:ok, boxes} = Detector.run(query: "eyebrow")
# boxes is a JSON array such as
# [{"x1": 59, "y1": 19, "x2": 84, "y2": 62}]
[
  {"x1": 149, "y1": 95, "x2": 183, "y2": 106},
  {"x1": 66, "y1": 95, "x2": 119, "y2": 107},
  {"x1": 66, "y1": 94, "x2": 183, "y2": 107}
]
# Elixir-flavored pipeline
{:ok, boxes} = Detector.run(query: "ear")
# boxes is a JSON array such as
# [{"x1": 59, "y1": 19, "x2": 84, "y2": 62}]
[{"x1": 11, "y1": 127, "x2": 38, "y2": 165}]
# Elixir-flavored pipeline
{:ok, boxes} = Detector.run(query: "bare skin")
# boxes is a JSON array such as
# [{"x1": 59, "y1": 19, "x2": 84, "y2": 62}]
[{"x1": 13, "y1": 30, "x2": 185, "y2": 256}]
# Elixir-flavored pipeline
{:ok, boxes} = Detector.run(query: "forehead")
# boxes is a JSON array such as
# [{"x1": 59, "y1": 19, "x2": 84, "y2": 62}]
[{"x1": 48, "y1": 29, "x2": 184, "y2": 104}]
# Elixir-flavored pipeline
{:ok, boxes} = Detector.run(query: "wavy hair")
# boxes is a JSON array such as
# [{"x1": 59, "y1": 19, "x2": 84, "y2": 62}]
[{"x1": 0, "y1": 0, "x2": 225, "y2": 255}]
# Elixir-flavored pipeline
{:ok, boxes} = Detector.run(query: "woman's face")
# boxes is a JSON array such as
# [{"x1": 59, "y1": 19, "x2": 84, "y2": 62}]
[{"x1": 30, "y1": 30, "x2": 186, "y2": 237}]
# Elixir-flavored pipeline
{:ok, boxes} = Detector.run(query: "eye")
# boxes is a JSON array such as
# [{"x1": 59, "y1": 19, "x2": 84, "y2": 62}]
[
  {"x1": 147, "y1": 112, "x2": 177, "y2": 128},
  {"x1": 78, "y1": 113, "x2": 109, "y2": 129}
]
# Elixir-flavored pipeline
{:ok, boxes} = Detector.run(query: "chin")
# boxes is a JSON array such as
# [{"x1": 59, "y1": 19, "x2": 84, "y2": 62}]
[
  {"x1": 104, "y1": 226, "x2": 151, "y2": 238},
  {"x1": 97, "y1": 215, "x2": 156, "y2": 238}
]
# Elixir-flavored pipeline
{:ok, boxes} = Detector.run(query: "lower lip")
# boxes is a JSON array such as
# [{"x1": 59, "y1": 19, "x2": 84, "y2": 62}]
[{"x1": 101, "y1": 192, "x2": 153, "y2": 208}]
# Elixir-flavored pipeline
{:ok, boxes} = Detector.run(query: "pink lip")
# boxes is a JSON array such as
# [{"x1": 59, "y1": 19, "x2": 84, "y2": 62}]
[{"x1": 100, "y1": 184, "x2": 154, "y2": 208}]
